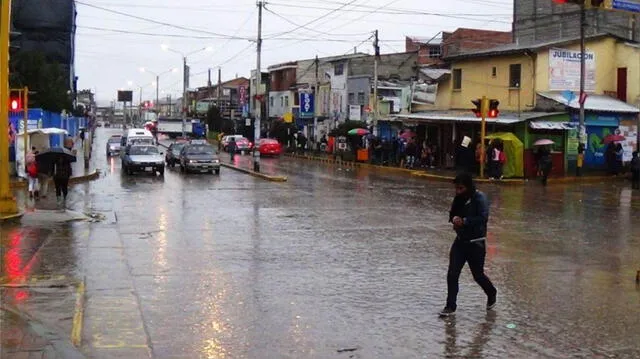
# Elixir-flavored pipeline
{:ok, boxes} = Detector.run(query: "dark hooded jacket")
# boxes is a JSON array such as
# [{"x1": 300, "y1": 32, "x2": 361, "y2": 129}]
[{"x1": 449, "y1": 184, "x2": 489, "y2": 242}]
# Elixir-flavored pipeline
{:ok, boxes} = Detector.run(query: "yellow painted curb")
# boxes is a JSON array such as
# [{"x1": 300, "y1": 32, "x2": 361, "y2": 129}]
[
  {"x1": 220, "y1": 163, "x2": 288, "y2": 182},
  {"x1": 71, "y1": 278, "x2": 85, "y2": 347},
  {"x1": 0, "y1": 211, "x2": 24, "y2": 222}
]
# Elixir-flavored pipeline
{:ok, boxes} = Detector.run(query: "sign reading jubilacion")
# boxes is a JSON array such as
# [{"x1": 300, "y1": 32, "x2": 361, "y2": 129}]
[{"x1": 549, "y1": 48, "x2": 596, "y2": 92}]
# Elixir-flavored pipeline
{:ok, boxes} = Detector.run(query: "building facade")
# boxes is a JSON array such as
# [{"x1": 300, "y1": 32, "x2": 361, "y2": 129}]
[
  {"x1": 513, "y1": 0, "x2": 640, "y2": 45},
  {"x1": 11, "y1": 0, "x2": 77, "y2": 91}
]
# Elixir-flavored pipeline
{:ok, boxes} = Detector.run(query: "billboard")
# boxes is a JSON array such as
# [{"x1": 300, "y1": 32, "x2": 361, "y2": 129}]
[
  {"x1": 549, "y1": 48, "x2": 596, "y2": 92},
  {"x1": 117, "y1": 90, "x2": 133, "y2": 102}
]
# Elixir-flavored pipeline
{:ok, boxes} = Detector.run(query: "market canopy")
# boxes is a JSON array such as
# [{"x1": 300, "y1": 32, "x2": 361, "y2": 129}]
[{"x1": 485, "y1": 132, "x2": 524, "y2": 178}]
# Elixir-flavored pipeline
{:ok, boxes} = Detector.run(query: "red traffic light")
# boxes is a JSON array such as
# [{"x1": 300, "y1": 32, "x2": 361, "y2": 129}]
[
  {"x1": 9, "y1": 97, "x2": 22, "y2": 111},
  {"x1": 487, "y1": 99, "x2": 500, "y2": 118}
]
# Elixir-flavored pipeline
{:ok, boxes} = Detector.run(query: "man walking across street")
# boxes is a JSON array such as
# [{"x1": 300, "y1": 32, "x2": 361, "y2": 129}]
[{"x1": 440, "y1": 173, "x2": 497, "y2": 317}]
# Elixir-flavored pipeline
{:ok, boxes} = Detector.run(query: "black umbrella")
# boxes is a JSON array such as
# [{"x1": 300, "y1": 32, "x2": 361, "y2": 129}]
[{"x1": 36, "y1": 147, "x2": 77, "y2": 174}]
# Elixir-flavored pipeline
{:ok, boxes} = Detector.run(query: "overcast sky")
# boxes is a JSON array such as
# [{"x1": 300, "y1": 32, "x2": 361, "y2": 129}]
[{"x1": 75, "y1": 0, "x2": 514, "y2": 105}]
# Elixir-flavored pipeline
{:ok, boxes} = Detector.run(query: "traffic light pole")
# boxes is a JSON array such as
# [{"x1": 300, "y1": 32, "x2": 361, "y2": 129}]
[
  {"x1": 479, "y1": 96, "x2": 488, "y2": 179},
  {"x1": 0, "y1": 0, "x2": 19, "y2": 218}
]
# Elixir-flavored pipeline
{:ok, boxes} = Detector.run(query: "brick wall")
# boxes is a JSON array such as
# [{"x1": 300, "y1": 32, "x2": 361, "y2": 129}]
[
  {"x1": 443, "y1": 28, "x2": 512, "y2": 57},
  {"x1": 270, "y1": 68, "x2": 297, "y2": 92}
]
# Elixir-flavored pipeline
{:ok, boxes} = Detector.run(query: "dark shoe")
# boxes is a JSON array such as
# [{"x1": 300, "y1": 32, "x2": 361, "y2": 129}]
[
  {"x1": 487, "y1": 293, "x2": 497, "y2": 310},
  {"x1": 439, "y1": 307, "x2": 456, "y2": 317}
]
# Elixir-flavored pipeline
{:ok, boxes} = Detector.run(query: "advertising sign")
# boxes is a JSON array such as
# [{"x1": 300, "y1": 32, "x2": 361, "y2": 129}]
[
  {"x1": 239, "y1": 86, "x2": 247, "y2": 105},
  {"x1": 117, "y1": 90, "x2": 133, "y2": 102},
  {"x1": 299, "y1": 92, "x2": 315, "y2": 118},
  {"x1": 349, "y1": 105, "x2": 361, "y2": 122},
  {"x1": 549, "y1": 48, "x2": 596, "y2": 92}
]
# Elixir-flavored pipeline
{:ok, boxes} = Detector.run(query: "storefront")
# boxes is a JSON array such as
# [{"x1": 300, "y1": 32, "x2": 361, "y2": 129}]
[{"x1": 393, "y1": 111, "x2": 555, "y2": 169}]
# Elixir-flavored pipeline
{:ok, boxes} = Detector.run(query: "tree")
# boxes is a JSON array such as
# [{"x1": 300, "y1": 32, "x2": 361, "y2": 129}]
[
  {"x1": 9, "y1": 51, "x2": 72, "y2": 113},
  {"x1": 206, "y1": 105, "x2": 223, "y2": 132}
]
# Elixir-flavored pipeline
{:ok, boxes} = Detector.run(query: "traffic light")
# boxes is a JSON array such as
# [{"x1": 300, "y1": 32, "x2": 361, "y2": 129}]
[
  {"x1": 487, "y1": 99, "x2": 500, "y2": 118},
  {"x1": 9, "y1": 93, "x2": 22, "y2": 111},
  {"x1": 471, "y1": 99, "x2": 482, "y2": 118}
]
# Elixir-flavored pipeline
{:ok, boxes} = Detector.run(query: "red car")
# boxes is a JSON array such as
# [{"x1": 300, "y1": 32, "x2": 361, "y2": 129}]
[{"x1": 257, "y1": 138, "x2": 282, "y2": 156}]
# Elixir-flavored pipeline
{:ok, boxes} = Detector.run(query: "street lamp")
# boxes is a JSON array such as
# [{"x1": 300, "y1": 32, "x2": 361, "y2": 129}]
[
  {"x1": 160, "y1": 44, "x2": 213, "y2": 137},
  {"x1": 140, "y1": 67, "x2": 177, "y2": 114}
]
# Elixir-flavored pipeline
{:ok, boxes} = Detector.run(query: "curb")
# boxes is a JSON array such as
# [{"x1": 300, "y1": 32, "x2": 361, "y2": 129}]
[
  {"x1": 10, "y1": 170, "x2": 100, "y2": 189},
  {"x1": 220, "y1": 163, "x2": 288, "y2": 182},
  {"x1": 0, "y1": 211, "x2": 25, "y2": 222}
]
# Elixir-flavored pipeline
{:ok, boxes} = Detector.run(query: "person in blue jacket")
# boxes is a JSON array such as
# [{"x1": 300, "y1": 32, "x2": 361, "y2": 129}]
[{"x1": 440, "y1": 173, "x2": 497, "y2": 317}]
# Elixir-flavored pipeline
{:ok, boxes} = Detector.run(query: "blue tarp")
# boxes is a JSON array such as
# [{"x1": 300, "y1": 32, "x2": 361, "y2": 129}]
[{"x1": 7, "y1": 109, "x2": 86, "y2": 161}]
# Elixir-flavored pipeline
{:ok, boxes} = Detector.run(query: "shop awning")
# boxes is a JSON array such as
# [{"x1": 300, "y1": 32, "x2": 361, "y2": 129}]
[
  {"x1": 392, "y1": 111, "x2": 561, "y2": 125},
  {"x1": 538, "y1": 91, "x2": 640, "y2": 114},
  {"x1": 529, "y1": 121, "x2": 575, "y2": 130}
]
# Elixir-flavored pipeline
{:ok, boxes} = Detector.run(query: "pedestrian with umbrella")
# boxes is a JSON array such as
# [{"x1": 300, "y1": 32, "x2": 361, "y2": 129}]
[
  {"x1": 37, "y1": 148, "x2": 75, "y2": 209},
  {"x1": 534, "y1": 139, "x2": 554, "y2": 186}
]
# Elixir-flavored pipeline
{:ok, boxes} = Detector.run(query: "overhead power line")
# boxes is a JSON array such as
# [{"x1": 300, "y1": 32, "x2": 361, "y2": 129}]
[
  {"x1": 76, "y1": 1, "x2": 250, "y2": 39},
  {"x1": 264, "y1": 0, "x2": 360, "y2": 39}
]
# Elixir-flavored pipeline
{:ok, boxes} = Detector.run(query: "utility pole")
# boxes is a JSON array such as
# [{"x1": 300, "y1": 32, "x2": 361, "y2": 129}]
[
  {"x1": 0, "y1": 0, "x2": 19, "y2": 217},
  {"x1": 155, "y1": 75, "x2": 160, "y2": 114},
  {"x1": 579, "y1": 2, "x2": 586, "y2": 152},
  {"x1": 373, "y1": 29, "x2": 380, "y2": 136},
  {"x1": 217, "y1": 67, "x2": 222, "y2": 105},
  {"x1": 139, "y1": 87, "x2": 142, "y2": 121},
  {"x1": 253, "y1": 1, "x2": 263, "y2": 172},
  {"x1": 182, "y1": 56, "x2": 188, "y2": 138},
  {"x1": 314, "y1": 55, "x2": 319, "y2": 143}
]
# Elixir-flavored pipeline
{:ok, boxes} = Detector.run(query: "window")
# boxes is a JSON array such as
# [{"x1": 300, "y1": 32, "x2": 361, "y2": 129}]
[
  {"x1": 428, "y1": 45, "x2": 442, "y2": 58},
  {"x1": 452, "y1": 69, "x2": 462, "y2": 90},
  {"x1": 348, "y1": 93, "x2": 355, "y2": 105},
  {"x1": 358, "y1": 92, "x2": 365, "y2": 105},
  {"x1": 491, "y1": 67, "x2": 497, "y2": 78},
  {"x1": 509, "y1": 64, "x2": 521, "y2": 88},
  {"x1": 284, "y1": 96, "x2": 289, "y2": 107},
  {"x1": 335, "y1": 63, "x2": 344, "y2": 76},
  {"x1": 270, "y1": 96, "x2": 274, "y2": 107},
  {"x1": 280, "y1": 96, "x2": 284, "y2": 107}
]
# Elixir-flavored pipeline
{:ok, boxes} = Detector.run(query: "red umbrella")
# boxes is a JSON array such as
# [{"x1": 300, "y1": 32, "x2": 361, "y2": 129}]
[
  {"x1": 399, "y1": 131, "x2": 416, "y2": 139},
  {"x1": 602, "y1": 134, "x2": 625, "y2": 144}
]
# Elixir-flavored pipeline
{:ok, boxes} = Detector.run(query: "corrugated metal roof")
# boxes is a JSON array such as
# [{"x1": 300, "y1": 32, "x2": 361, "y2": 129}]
[
  {"x1": 392, "y1": 111, "x2": 561, "y2": 124},
  {"x1": 529, "y1": 121, "x2": 575, "y2": 130},
  {"x1": 538, "y1": 91, "x2": 640, "y2": 114},
  {"x1": 420, "y1": 68, "x2": 451, "y2": 82}
]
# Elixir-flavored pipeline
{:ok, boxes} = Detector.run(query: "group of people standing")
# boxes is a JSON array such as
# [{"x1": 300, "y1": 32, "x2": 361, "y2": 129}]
[{"x1": 455, "y1": 136, "x2": 507, "y2": 180}]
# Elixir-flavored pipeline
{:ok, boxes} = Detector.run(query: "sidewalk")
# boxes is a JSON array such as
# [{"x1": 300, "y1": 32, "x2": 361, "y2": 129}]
[
  {"x1": 285, "y1": 152, "x2": 629, "y2": 185},
  {"x1": 0, "y1": 307, "x2": 84, "y2": 359}
]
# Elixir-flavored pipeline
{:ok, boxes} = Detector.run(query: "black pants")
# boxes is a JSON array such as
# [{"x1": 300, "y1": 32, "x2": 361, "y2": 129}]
[
  {"x1": 446, "y1": 239, "x2": 496, "y2": 310},
  {"x1": 54, "y1": 177, "x2": 69, "y2": 199},
  {"x1": 632, "y1": 170, "x2": 640, "y2": 189}
]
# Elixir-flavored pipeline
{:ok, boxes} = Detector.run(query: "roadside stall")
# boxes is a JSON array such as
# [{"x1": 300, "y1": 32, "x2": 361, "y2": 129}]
[
  {"x1": 485, "y1": 132, "x2": 524, "y2": 178},
  {"x1": 15, "y1": 128, "x2": 68, "y2": 178}
]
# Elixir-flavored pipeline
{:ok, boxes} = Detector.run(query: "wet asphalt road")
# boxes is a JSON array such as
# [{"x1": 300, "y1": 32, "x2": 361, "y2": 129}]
[{"x1": 2, "y1": 128, "x2": 640, "y2": 358}]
